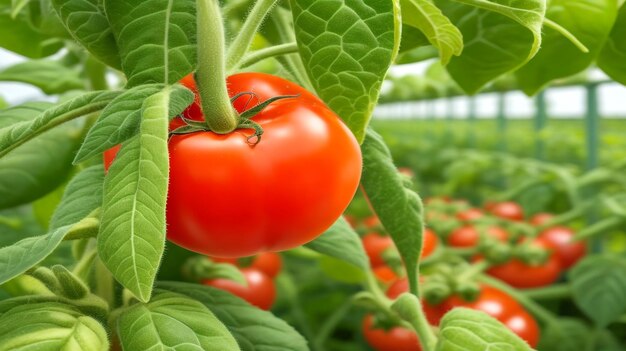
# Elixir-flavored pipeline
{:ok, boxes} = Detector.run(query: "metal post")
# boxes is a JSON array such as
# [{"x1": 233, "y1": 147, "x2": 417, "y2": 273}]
[
  {"x1": 585, "y1": 83, "x2": 600, "y2": 171},
  {"x1": 534, "y1": 90, "x2": 548, "y2": 160},
  {"x1": 497, "y1": 93, "x2": 507, "y2": 152}
]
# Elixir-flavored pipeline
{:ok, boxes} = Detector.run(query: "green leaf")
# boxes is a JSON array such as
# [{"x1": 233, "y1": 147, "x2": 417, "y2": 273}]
[
  {"x1": 290, "y1": 0, "x2": 399, "y2": 142},
  {"x1": 32, "y1": 181, "x2": 67, "y2": 229},
  {"x1": 305, "y1": 217, "x2": 369, "y2": 270},
  {"x1": 0, "y1": 210, "x2": 98, "y2": 282},
  {"x1": 361, "y1": 128, "x2": 424, "y2": 295},
  {"x1": 11, "y1": 0, "x2": 30, "y2": 18},
  {"x1": 0, "y1": 0, "x2": 64, "y2": 58},
  {"x1": 434, "y1": 0, "x2": 545, "y2": 93},
  {"x1": 598, "y1": 4, "x2": 626, "y2": 85},
  {"x1": 0, "y1": 90, "x2": 120, "y2": 159},
  {"x1": 117, "y1": 292, "x2": 239, "y2": 351},
  {"x1": 516, "y1": 0, "x2": 618, "y2": 95},
  {"x1": 98, "y1": 88, "x2": 171, "y2": 302},
  {"x1": 105, "y1": 0, "x2": 196, "y2": 87},
  {"x1": 0, "y1": 301, "x2": 109, "y2": 351},
  {"x1": 0, "y1": 60, "x2": 84, "y2": 94},
  {"x1": 569, "y1": 255, "x2": 626, "y2": 327},
  {"x1": 437, "y1": 308, "x2": 533, "y2": 351},
  {"x1": 74, "y1": 83, "x2": 192, "y2": 163},
  {"x1": 157, "y1": 282, "x2": 309, "y2": 351},
  {"x1": 400, "y1": 0, "x2": 463, "y2": 65},
  {"x1": 0, "y1": 224, "x2": 70, "y2": 285},
  {"x1": 50, "y1": 165, "x2": 104, "y2": 230},
  {"x1": 537, "y1": 319, "x2": 591, "y2": 351},
  {"x1": 0, "y1": 102, "x2": 80, "y2": 209},
  {"x1": 52, "y1": 0, "x2": 122, "y2": 69}
]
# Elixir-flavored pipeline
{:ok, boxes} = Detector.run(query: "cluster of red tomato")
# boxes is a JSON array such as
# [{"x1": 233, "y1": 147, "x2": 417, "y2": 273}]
[
  {"x1": 353, "y1": 198, "x2": 587, "y2": 350},
  {"x1": 203, "y1": 252, "x2": 283, "y2": 310}
]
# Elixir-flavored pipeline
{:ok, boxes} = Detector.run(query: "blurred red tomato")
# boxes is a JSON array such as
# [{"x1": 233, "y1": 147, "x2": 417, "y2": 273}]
[
  {"x1": 362, "y1": 314, "x2": 421, "y2": 351},
  {"x1": 447, "y1": 226, "x2": 508, "y2": 248},
  {"x1": 530, "y1": 213, "x2": 554, "y2": 226},
  {"x1": 203, "y1": 268, "x2": 276, "y2": 310},
  {"x1": 537, "y1": 227, "x2": 586, "y2": 269},
  {"x1": 488, "y1": 202, "x2": 525, "y2": 221}
]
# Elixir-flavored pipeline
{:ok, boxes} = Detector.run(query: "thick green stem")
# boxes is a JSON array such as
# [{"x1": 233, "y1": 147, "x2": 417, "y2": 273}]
[
  {"x1": 238, "y1": 42, "x2": 299, "y2": 69},
  {"x1": 522, "y1": 284, "x2": 571, "y2": 300},
  {"x1": 196, "y1": 0, "x2": 239, "y2": 133},
  {"x1": 478, "y1": 275, "x2": 557, "y2": 324},
  {"x1": 391, "y1": 295, "x2": 438, "y2": 351},
  {"x1": 226, "y1": 0, "x2": 278, "y2": 70}
]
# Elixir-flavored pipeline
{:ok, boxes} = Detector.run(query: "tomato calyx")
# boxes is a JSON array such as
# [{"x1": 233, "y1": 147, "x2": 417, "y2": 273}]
[{"x1": 170, "y1": 92, "x2": 299, "y2": 145}]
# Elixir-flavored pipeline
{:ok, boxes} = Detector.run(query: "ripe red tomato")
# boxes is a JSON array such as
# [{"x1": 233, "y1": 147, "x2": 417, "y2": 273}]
[
  {"x1": 364, "y1": 215, "x2": 382, "y2": 229},
  {"x1": 530, "y1": 213, "x2": 553, "y2": 226},
  {"x1": 362, "y1": 233, "x2": 393, "y2": 268},
  {"x1": 107, "y1": 73, "x2": 363, "y2": 257},
  {"x1": 503, "y1": 310, "x2": 540, "y2": 348},
  {"x1": 488, "y1": 202, "x2": 525, "y2": 221},
  {"x1": 456, "y1": 208, "x2": 484, "y2": 221},
  {"x1": 447, "y1": 226, "x2": 508, "y2": 248},
  {"x1": 537, "y1": 227, "x2": 586, "y2": 269},
  {"x1": 422, "y1": 228, "x2": 438, "y2": 259},
  {"x1": 212, "y1": 252, "x2": 282, "y2": 278},
  {"x1": 486, "y1": 241, "x2": 561, "y2": 288},
  {"x1": 373, "y1": 265, "x2": 399, "y2": 283},
  {"x1": 203, "y1": 268, "x2": 275, "y2": 310},
  {"x1": 362, "y1": 314, "x2": 421, "y2": 351},
  {"x1": 386, "y1": 280, "x2": 539, "y2": 347},
  {"x1": 364, "y1": 229, "x2": 438, "y2": 269}
]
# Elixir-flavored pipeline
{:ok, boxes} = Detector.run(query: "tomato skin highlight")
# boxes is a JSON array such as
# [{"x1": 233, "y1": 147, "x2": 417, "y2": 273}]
[
  {"x1": 362, "y1": 314, "x2": 421, "y2": 351},
  {"x1": 503, "y1": 310, "x2": 540, "y2": 348},
  {"x1": 203, "y1": 268, "x2": 276, "y2": 310},
  {"x1": 537, "y1": 227, "x2": 586, "y2": 269},
  {"x1": 488, "y1": 201, "x2": 525, "y2": 221},
  {"x1": 104, "y1": 73, "x2": 362, "y2": 257}
]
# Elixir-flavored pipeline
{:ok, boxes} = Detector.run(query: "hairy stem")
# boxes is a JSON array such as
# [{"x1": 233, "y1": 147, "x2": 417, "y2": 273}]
[
  {"x1": 196, "y1": 0, "x2": 239, "y2": 133},
  {"x1": 226, "y1": 0, "x2": 278, "y2": 70},
  {"x1": 238, "y1": 42, "x2": 299, "y2": 69}
]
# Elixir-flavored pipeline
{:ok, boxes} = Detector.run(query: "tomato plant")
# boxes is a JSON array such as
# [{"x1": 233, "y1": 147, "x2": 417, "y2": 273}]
[{"x1": 1, "y1": 0, "x2": 625, "y2": 350}]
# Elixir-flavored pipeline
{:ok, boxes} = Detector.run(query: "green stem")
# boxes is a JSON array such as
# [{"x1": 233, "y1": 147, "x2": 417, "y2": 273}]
[
  {"x1": 72, "y1": 248, "x2": 98, "y2": 282},
  {"x1": 95, "y1": 258, "x2": 115, "y2": 308},
  {"x1": 522, "y1": 284, "x2": 571, "y2": 300},
  {"x1": 226, "y1": 0, "x2": 278, "y2": 71},
  {"x1": 238, "y1": 42, "x2": 299, "y2": 69},
  {"x1": 537, "y1": 202, "x2": 591, "y2": 231},
  {"x1": 575, "y1": 216, "x2": 624, "y2": 240},
  {"x1": 391, "y1": 295, "x2": 438, "y2": 351},
  {"x1": 196, "y1": 0, "x2": 239, "y2": 133},
  {"x1": 543, "y1": 18, "x2": 589, "y2": 53},
  {"x1": 222, "y1": 0, "x2": 249, "y2": 18},
  {"x1": 458, "y1": 261, "x2": 491, "y2": 282},
  {"x1": 0, "y1": 101, "x2": 113, "y2": 158},
  {"x1": 312, "y1": 299, "x2": 353, "y2": 350},
  {"x1": 478, "y1": 275, "x2": 557, "y2": 324}
]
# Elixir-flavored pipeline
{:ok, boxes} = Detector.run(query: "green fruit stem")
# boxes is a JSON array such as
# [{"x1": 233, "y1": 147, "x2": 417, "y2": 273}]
[{"x1": 196, "y1": 0, "x2": 239, "y2": 133}]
